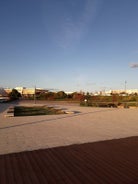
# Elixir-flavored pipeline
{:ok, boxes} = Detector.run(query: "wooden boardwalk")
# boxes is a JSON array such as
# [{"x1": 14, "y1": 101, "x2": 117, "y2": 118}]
[{"x1": 0, "y1": 136, "x2": 138, "y2": 184}]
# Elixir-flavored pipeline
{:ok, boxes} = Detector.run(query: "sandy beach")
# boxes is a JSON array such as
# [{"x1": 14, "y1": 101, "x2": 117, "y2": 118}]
[{"x1": 0, "y1": 100, "x2": 138, "y2": 155}]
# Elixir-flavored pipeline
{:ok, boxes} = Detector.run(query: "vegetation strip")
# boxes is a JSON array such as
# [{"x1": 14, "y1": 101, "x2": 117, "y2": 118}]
[{"x1": 14, "y1": 106, "x2": 65, "y2": 116}]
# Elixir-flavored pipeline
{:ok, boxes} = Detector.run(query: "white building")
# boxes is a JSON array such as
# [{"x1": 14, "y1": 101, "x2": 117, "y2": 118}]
[{"x1": 107, "y1": 89, "x2": 138, "y2": 95}]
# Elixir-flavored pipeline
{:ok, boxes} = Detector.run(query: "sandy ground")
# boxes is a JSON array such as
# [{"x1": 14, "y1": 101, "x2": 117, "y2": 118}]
[{"x1": 0, "y1": 101, "x2": 138, "y2": 155}]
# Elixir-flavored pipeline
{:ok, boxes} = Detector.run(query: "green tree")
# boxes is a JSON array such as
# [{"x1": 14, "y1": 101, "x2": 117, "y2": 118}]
[
  {"x1": 54, "y1": 91, "x2": 67, "y2": 99},
  {"x1": 45, "y1": 92, "x2": 55, "y2": 100},
  {"x1": 9, "y1": 89, "x2": 21, "y2": 100},
  {"x1": 72, "y1": 92, "x2": 85, "y2": 100}
]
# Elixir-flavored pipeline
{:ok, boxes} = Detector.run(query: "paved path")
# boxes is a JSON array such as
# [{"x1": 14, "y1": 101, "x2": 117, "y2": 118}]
[{"x1": 0, "y1": 101, "x2": 138, "y2": 155}]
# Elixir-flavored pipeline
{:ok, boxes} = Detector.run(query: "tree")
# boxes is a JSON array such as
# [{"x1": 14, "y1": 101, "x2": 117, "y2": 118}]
[
  {"x1": 45, "y1": 92, "x2": 55, "y2": 100},
  {"x1": 9, "y1": 89, "x2": 21, "y2": 100},
  {"x1": 54, "y1": 91, "x2": 67, "y2": 99},
  {"x1": 72, "y1": 92, "x2": 85, "y2": 100}
]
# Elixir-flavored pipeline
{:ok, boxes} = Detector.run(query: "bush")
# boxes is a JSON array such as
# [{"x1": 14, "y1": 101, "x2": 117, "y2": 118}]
[{"x1": 9, "y1": 89, "x2": 21, "y2": 100}]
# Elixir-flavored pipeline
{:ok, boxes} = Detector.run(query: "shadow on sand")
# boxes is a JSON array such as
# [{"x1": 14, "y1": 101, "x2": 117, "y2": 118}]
[
  {"x1": 0, "y1": 108, "x2": 118, "y2": 131},
  {"x1": 0, "y1": 100, "x2": 20, "y2": 114}
]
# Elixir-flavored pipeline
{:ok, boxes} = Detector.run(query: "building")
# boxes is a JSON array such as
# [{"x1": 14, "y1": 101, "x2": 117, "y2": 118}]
[
  {"x1": 110, "y1": 89, "x2": 138, "y2": 95},
  {"x1": 4, "y1": 88, "x2": 12, "y2": 94},
  {"x1": 22, "y1": 88, "x2": 35, "y2": 98},
  {"x1": 0, "y1": 88, "x2": 9, "y2": 102},
  {"x1": 15, "y1": 87, "x2": 26, "y2": 95}
]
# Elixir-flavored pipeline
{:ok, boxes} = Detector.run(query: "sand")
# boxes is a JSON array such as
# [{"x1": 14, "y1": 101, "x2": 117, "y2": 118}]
[{"x1": 0, "y1": 101, "x2": 138, "y2": 155}]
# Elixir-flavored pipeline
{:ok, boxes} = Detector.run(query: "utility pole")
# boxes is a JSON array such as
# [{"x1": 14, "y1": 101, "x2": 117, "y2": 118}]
[
  {"x1": 125, "y1": 80, "x2": 127, "y2": 93},
  {"x1": 34, "y1": 86, "x2": 36, "y2": 104}
]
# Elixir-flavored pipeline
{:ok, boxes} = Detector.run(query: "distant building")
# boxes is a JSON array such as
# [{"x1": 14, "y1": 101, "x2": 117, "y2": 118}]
[
  {"x1": 15, "y1": 87, "x2": 26, "y2": 95},
  {"x1": 111, "y1": 89, "x2": 138, "y2": 95},
  {"x1": 65, "y1": 92, "x2": 74, "y2": 95},
  {"x1": 93, "y1": 89, "x2": 138, "y2": 96},
  {"x1": 22, "y1": 88, "x2": 35, "y2": 98},
  {"x1": 0, "y1": 88, "x2": 9, "y2": 102},
  {"x1": 4, "y1": 88, "x2": 12, "y2": 94}
]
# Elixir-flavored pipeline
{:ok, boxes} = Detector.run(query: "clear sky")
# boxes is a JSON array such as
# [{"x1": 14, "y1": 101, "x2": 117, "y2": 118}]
[{"x1": 0, "y1": 0, "x2": 138, "y2": 92}]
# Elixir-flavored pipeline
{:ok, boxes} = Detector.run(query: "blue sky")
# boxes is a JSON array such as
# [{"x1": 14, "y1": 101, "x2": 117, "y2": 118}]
[{"x1": 0, "y1": 0, "x2": 138, "y2": 92}]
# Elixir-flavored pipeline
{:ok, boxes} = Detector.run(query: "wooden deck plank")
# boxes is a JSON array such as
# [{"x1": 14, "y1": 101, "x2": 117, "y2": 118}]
[{"x1": 0, "y1": 136, "x2": 138, "y2": 184}]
